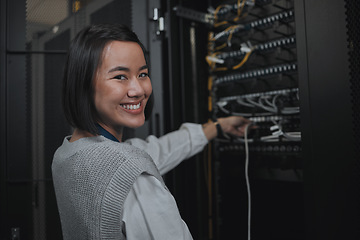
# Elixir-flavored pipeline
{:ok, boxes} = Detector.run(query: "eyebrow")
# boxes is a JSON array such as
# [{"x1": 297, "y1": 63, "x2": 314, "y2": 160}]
[{"x1": 108, "y1": 65, "x2": 148, "y2": 73}]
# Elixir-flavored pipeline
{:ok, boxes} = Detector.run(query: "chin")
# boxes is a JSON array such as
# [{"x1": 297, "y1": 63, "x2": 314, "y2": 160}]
[
  {"x1": 125, "y1": 119, "x2": 145, "y2": 129},
  {"x1": 129, "y1": 123, "x2": 145, "y2": 129}
]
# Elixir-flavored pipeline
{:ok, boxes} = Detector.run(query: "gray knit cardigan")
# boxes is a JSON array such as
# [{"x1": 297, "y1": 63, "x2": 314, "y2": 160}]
[{"x1": 52, "y1": 136, "x2": 164, "y2": 240}]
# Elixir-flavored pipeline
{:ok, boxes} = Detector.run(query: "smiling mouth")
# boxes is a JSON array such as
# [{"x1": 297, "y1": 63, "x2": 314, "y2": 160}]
[{"x1": 120, "y1": 102, "x2": 141, "y2": 110}]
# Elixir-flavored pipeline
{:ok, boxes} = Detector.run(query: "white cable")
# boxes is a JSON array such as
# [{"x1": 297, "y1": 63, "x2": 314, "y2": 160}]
[
  {"x1": 217, "y1": 103, "x2": 274, "y2": 117},
  {"x1": 244, "y1": 123, "x2": 251, "y2": 240},
  {"x1": 247, "y1": 98, "x2": 276, "y2": 113},
  {"x1": 282, "y1": 132, "x2": 301, "y2": 141},
  {"x1": 217, "y1": 102, "x2": 254, "y2": 117},
  {"x1": 206, "y1": 55, "x2": 225, "y2": 64},
  {"x1": 263, "y1": 96, "x2": 276, "y2": 108},
  {"x1": 246, "y1": 97, "x2": 300, "y2": 115},
  {"x1": 236, "y1": 98, "x2": 255, "y2": 108},
  {"x1": 271, "y1": 94, "x2": 280, "y2": 108},
  {"x1": 258, "y1": 97, "x2": 278, "y2": 113}
]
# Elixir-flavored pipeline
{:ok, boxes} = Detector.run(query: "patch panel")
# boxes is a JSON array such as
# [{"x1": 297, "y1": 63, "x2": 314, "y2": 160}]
[
  {"x1": 214, "y1": 62, "x2": 297, "y2": 84},
  {"x1": 216, "y1": 36, "x2": 296, "y2": 60},
  {"x1": 212, "y1": 10, "x2": 294, "y2": 42}
]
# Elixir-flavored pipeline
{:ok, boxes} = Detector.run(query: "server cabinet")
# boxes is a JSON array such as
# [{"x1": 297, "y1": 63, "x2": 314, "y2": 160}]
[
  {"x1": 204, "y1": 1, "x2": 302, "y2": 239},
  {"x1": 169, "y1": 0, "x2": 360, "y2": 239},
  {"x1": 296, "y1": 0, "x2": 359, "y2": 239}
]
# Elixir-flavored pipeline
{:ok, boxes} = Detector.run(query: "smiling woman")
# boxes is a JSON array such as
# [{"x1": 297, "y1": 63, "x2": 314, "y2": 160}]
[{"x1": 52, "y1": 23, "x2": 252, "y2": 240}]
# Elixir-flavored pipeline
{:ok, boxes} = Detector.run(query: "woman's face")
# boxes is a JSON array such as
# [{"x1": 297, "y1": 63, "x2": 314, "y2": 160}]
[{"x1": 93, "y1": 40, "x2": 152, "y2": 135}]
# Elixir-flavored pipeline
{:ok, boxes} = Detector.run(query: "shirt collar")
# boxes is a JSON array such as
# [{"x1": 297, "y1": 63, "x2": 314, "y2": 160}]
[{"x1": 96, "y1": 124, "x2": 119, "y2": 142}]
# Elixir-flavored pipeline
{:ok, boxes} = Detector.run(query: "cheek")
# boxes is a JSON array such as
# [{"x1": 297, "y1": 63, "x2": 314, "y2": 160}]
[
  {"x1": 94, "y1": 84, "x2": 124, "y2": 109},
  {"x1": 93, "y1": 93, "x2": 105, "y2": 116},
  {"x1": 144, "y1": 79, "x2": 153, "y2": 96},
  {"x1": 94, "y1": 85, "x2": 107, "y2": 109}
]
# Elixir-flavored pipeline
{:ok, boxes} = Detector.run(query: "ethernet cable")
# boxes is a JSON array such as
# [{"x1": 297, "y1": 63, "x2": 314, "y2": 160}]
[
  {"x1": 270, "y1": 120, "x2": 302, "y2": 141},
  {"x1": 244, "y1": 123, "x2": 252, "y2": 240},
  {"x1": 206, "y1": 40, "x2": 254, "y2": 71},
  {"x1": 217, "y1": 101, "x2": 274, "y2": 117},
  {"x1": 217, "y1": 95, "x2": 299, "y2": 116}
]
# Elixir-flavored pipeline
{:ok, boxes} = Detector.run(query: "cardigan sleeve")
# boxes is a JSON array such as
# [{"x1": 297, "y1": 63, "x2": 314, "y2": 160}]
[{"x1": 125, "y1": 123, "x2": 208, "y2": 175}]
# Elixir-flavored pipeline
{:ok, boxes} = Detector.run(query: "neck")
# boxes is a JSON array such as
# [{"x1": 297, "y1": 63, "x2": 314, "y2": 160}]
[
  {"x1": 69, "y1": 128, "x2": 95, "y2": 142},
  {"x1": 97, "y1": 123, "x2": 123, "y2": 142}
]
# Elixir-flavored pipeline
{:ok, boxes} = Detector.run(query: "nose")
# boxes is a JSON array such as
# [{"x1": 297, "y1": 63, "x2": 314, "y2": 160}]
[{"x1": 127, "y1": 77, "x2": 145, "y2": 98}]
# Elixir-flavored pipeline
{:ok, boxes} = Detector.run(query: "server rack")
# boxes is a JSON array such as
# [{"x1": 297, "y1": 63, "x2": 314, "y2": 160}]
[
  {"x1": 205, "y1": 1, "x2": 302, "y2": 239},
  {"x1": 171, "y1": 0, "x2": 360, "y2": 239}
]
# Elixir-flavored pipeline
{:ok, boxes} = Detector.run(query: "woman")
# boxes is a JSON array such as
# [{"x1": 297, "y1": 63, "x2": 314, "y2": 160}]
[{"x1": 52, "y1": 23, "x2": 251, "y2": 239}]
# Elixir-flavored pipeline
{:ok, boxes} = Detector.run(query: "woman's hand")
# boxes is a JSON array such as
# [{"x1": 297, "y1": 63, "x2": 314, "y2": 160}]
[
  {"x1": 202, "y1": 116, "x2": 254, "y2": 141},
  {"x1": 217, "y1": 116, "x2": 253, "y2": 137}
]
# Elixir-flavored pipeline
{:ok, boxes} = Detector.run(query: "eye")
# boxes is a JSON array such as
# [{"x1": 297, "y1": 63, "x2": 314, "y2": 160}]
[
  {"x1": 139, "y1": 72, "x2": 149, "y2": 78},
  {"x1": 113, "y1": 75, "x2": 127, "y2": 80}
]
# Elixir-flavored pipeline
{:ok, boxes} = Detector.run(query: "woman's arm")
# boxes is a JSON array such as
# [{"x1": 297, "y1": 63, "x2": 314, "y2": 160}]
[
  {"x1": 126, "y1": 116, "x2": 252, "y2": 175},
  {"x1": 125, "y1": 123, "x2": 208, "y2": 175}
]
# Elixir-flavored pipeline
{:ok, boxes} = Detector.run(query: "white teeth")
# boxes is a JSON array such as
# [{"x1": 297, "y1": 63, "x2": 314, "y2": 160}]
[{"x1": 121, "y1": 103, "x2": 140, "y2": 110}]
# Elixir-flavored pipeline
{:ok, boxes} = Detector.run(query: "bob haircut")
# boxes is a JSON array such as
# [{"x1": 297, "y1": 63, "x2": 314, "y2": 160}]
[{"x1": 62, "y1": 23, "x2": 151, "y2": 135}]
